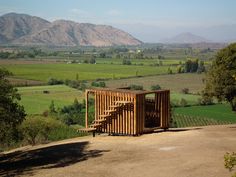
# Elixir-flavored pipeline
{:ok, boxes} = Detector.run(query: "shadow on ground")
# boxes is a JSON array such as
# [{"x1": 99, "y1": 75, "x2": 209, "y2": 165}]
[{"x1": 0, "y1": 141, "x2": 109, "y2": 177}]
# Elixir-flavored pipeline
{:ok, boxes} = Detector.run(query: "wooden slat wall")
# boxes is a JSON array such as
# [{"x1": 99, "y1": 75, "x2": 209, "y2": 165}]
[
  {"x1": 89, "y1": 89, "x2": 170, "y2": 135},
  {"x1": 93, "y1": 90, "x2": 136, "y2": 135}
]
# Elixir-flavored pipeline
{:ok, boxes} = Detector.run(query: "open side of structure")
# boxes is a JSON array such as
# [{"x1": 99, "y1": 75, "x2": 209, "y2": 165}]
[{"x1": 80, "y1": 88, "x2": 170, "y2": 136}]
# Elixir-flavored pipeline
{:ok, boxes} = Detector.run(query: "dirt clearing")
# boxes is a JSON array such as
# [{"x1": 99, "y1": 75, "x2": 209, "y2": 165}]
[{"x1": 1, "y1": 125, "x2": 236, "y2": 177}]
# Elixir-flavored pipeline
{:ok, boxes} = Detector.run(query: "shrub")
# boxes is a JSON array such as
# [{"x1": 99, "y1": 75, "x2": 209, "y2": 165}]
[
  {"x1": 224, "y1": 152, "x2": 236, "y2": 177},
  {"x1": 198, "y1": 96, "x2": 214, "y2": 105},
  {"x1": 122, "y1": 59, "x2": 132, "y2": 65},
  {"x1": 129, "y1": 84, "x2": 143, "y2": 90},
  {"x1": 48, "y1": 78, "x2": 64, "y2": 85},
  {"x1": 150, "y1": 84, "x2": 161, "y2": 90},
  {"x1": 20, "y1": 116, "x2": 78, "y2": 145},
  {"x1": 181, "y1": 88, "x2": 189, "y2": 94},
  {"x1": 179, "y1": 98, "x2": 188, "y2": 107},
  {"x1": 91, "y1": 81, "x2": 106, "y2": 88}
]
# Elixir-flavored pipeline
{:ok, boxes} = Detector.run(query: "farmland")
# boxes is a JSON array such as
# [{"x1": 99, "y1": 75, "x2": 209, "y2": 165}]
[
  {"x1": 18, "y1": 85, "x2": 83, "y2": 114},
  {"x1": 2, "y1": 62, "x2": 176, "y2": 82},
  {"x1": 0, "y1": 45, "x2": 232, "y2": 130}
]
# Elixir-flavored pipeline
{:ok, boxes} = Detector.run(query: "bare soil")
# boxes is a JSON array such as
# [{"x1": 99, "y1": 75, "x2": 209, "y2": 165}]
[
  {"x1": 106, "y1": 73, "x2": 204, "y2": 93},
  {"x1": 1, "y1": 124, "x2": 236, "y2": 177}
]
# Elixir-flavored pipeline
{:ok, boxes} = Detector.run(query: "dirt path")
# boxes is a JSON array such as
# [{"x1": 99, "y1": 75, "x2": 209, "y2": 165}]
[{"x1": 1, "y1": 125, "x2": 236, "y2": 177}]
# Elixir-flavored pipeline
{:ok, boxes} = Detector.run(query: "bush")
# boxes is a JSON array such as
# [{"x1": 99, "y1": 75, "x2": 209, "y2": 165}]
[
  {"x1": 20, "y1": 116, "x2": 79, "y2": 145},
  {"x1": 59, "y1": 99, "x2": 85, "y2": 125},
  {"x1": 129, "y1": 84, "x2": 143, "y2": 90},
  {"x1": 198, "y1": 96, "x2": 214, "y2": 105},
  {"x1": 150, "y1": 84, "x2": 161, "y2": 90},
  {"x1": 48, "y1": 78, "x2": 64, "y2": 85},
  {"x1": 91, "y1": 81, "x2": 106, "y2": 88},
  {"x1": 179, "y1": 98, "x2": 188, "y2": 107},
  {"x1": 122, "y1": 59, "x2": 132, "y2": 65},
  {"x1": 181, "y1": 88, "x2": 189, "y2": 94},
  {"x1": 65, "y1": 79, "x2": 87, "y2": 90},
  {"x1": 224, "y1": 152, "x2": 236, "y2": 177}
]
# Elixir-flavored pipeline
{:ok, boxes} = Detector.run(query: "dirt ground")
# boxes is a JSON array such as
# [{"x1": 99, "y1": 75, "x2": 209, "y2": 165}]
[{"x1": 1, "y1": 124, "x2": 236, "y2": 177}]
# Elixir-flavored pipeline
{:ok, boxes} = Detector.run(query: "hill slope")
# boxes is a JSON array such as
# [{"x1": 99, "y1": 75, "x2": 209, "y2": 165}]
[
  {"x1": 162, "y1": 32, "x2": 210, "y2": 43},
  {"x1": 0, "y1": 13, "x2": 142, "y2": 46}
]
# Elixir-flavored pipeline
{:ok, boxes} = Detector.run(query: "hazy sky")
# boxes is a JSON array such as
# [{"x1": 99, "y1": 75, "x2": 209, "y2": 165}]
[{"x1": 1, "y1": 0, "x2": 236, "y2": 42}]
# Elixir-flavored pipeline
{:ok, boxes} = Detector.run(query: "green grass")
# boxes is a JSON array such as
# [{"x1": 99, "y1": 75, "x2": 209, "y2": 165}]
[
  {"x1": 174, "y1": 104, "x2": 236, "y2": 123},
  {"x1": 171, "y1": 93, "x2": 201, "y2": 105},
  {"x1": 3, "y1": 63, "x2": 176, "y2": 82},
  {"x1": 172, "y1": 114, "x2": 233, "y2": 128},
  {"x1": 18, "y1": 85, "x2": 84, "y2": 114}
]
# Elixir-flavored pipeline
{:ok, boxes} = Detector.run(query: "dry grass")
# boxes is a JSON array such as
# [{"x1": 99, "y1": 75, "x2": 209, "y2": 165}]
[{"x1": 106, "y1": 73, "x2": 205, "y2": 93}]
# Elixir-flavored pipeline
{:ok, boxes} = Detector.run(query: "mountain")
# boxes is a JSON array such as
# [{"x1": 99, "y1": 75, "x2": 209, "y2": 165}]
[
  {"x1": 0, "y1": 13, "x2": 50, "y2": 43},
  {"x1": 0, "y1": 13, "x2": 142, "y2": 46},
  {"x1": 161, "y1": 32, "x2": 210, "y2": 44}
]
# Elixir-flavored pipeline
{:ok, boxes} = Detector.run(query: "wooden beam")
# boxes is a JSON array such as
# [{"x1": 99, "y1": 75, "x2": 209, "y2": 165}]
[{"x1": 85, "y1": 90, "x2": 89, "y2": 128}]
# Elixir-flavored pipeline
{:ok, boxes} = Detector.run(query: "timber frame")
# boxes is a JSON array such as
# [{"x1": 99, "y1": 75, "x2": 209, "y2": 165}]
[{"x1": 80, "y1": 88, "x2": 170, "y2": 136}]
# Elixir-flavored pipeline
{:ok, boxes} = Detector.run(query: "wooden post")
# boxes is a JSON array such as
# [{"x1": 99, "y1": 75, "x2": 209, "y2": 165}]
[{"x1": 85, "y1": 90, "x2": 89, "y2": 128}]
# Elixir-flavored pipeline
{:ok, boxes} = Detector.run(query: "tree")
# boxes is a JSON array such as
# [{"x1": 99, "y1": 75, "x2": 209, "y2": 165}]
[
  {"x1": 0, "y1": 68, "x2": 26, "y2": 146},
  {"x1": 204, "y1": 43, "x2": 236, "y2": 111}
]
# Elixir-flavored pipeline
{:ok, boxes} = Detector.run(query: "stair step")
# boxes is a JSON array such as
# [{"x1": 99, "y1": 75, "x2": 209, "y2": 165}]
[
  {"x1": 115, "y1": 101, "x2": 132, "y2": 105},
  {"x1": 110, "y1": 105, "x2": 121, "y2": 108},
  {"x1": 99, "y1": 114, "x2": 111, "y2": 118},
  {"x1": 105, "y1": 110, "x2": 117, "y2": 113},
  {"x1": 90, "y1": 123, "x2": 102, "y2": 128},
  {"x1": 94, "y1": 119, "x2": 106, "y2": 123}
]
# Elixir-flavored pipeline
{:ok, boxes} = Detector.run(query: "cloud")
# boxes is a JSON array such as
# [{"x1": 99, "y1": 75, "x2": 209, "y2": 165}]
[
  {"x1": 107, "y1": 9, "x2": 121, "y2": 16},
  {"x1": 70, "y1": 8, "x2": 89, "y2": 16}
]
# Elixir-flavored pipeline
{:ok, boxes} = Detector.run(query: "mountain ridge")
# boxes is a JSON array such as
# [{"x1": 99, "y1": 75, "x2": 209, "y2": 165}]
[
  {"x1": 0, "y1": 13, "x2": 142, "y2": 46},
  {"x1": 161, "y1": 32, "x2": 210, "y2": 44}
]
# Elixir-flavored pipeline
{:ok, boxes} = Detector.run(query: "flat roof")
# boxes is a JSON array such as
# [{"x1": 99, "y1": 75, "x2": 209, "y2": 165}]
[{"x1": 86, "y1": 88, "x2": 170, "y2": 95}]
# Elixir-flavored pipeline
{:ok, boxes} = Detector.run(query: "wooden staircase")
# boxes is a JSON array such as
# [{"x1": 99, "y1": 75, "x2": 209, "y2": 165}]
[{"x1": 79, "y1": 101, "x2": 132, "y2": 135}]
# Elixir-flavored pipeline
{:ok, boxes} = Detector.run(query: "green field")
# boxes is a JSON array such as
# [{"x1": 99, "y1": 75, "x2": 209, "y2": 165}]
[
  {"x1": 174, "y1": 104, "x2": 236, "y2": 123},
  {"x1": 3, "y1": 63, "x2": 176, "y2": 82},
  {"x1": 171, "y1": 93, "x2": 201, "y2": 105},
  {"x1": 18, "y1": 85, "x2": 83, "y2": 114}
]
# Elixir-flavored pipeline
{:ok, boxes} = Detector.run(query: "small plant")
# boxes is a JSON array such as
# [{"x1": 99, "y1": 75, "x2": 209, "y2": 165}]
[
  {"x1": 224, "y1": 152, "x2": 236, "y2": 177},
  {"x1": 129, "y1": 84, "x2": 143, "y2": 90},
  {"x1": 181, "y1": 88, "x2": 189, "y2": 94},
  {"x1": 150, "y1": 84, "x2": 161, "y2": 90},
  {"x1": 179, "y1": 98, "x2": 188, "y2": 107}
]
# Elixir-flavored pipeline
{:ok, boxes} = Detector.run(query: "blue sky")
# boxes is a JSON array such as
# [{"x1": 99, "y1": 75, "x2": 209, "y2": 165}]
[{"x1": 0, "y1": 0, "x2": 236, "y2": 42}]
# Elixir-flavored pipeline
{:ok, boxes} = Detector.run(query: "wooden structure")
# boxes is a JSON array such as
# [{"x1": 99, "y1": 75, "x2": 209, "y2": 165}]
[{"x1": 80, "y1": 88, "x2": 170, "y2": 136}]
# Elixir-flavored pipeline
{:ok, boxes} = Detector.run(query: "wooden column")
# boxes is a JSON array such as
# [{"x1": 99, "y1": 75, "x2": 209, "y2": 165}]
[{"x1": 85, "y1": 90, "x2": 89, "y2": 128}]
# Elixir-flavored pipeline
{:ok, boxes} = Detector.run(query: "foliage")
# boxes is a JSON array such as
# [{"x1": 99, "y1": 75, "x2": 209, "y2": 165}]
[
  {"x1": 184, "y1": 59, "x2": 203, "y2": 73},
  {"x1": 179, "y1": 98, "x2": 188, "y2": 107},
  {"x1": 59, "y1": 98, "x2": 84, "y2": 125},
  {"x1": 204, "y1": 43, "x2": 236, "y2": 111},
  {"x1": 0, "y1": 68, "x2": 26, "y2": 147},
  {"x1": 129, "y1": 84, "x2": 143, "y2": 90},
  {"x1": 65, "y1": 79, "x2": 87, "y2": 90},
  {"x1": 48, "y1": 78, "x2": 64, "y2": 85},
  {"x1": 181, "y1": 88, "x2": 189, "y2": 94},
  {"x1": 91, "y1": 81, "x2": 106, "y2": 87},
  {"x1": 49, "y1": 100, "x2": 57, "y2": 113},
  {"x1": 150, "y1": 84, "x2": 161, "y2": 90},
  {"x1": 20, "y1": 116, "x2": 79, "y2": 145},
  {"x1": 198, "y1": 92, "x2": 214, "y2": 105},
  {"x1": 122, "y1": 59, "x2": 132, "y2": 65},
  {"x1": 224, "y1": 152, "x2": 236, "y2": 177}
]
